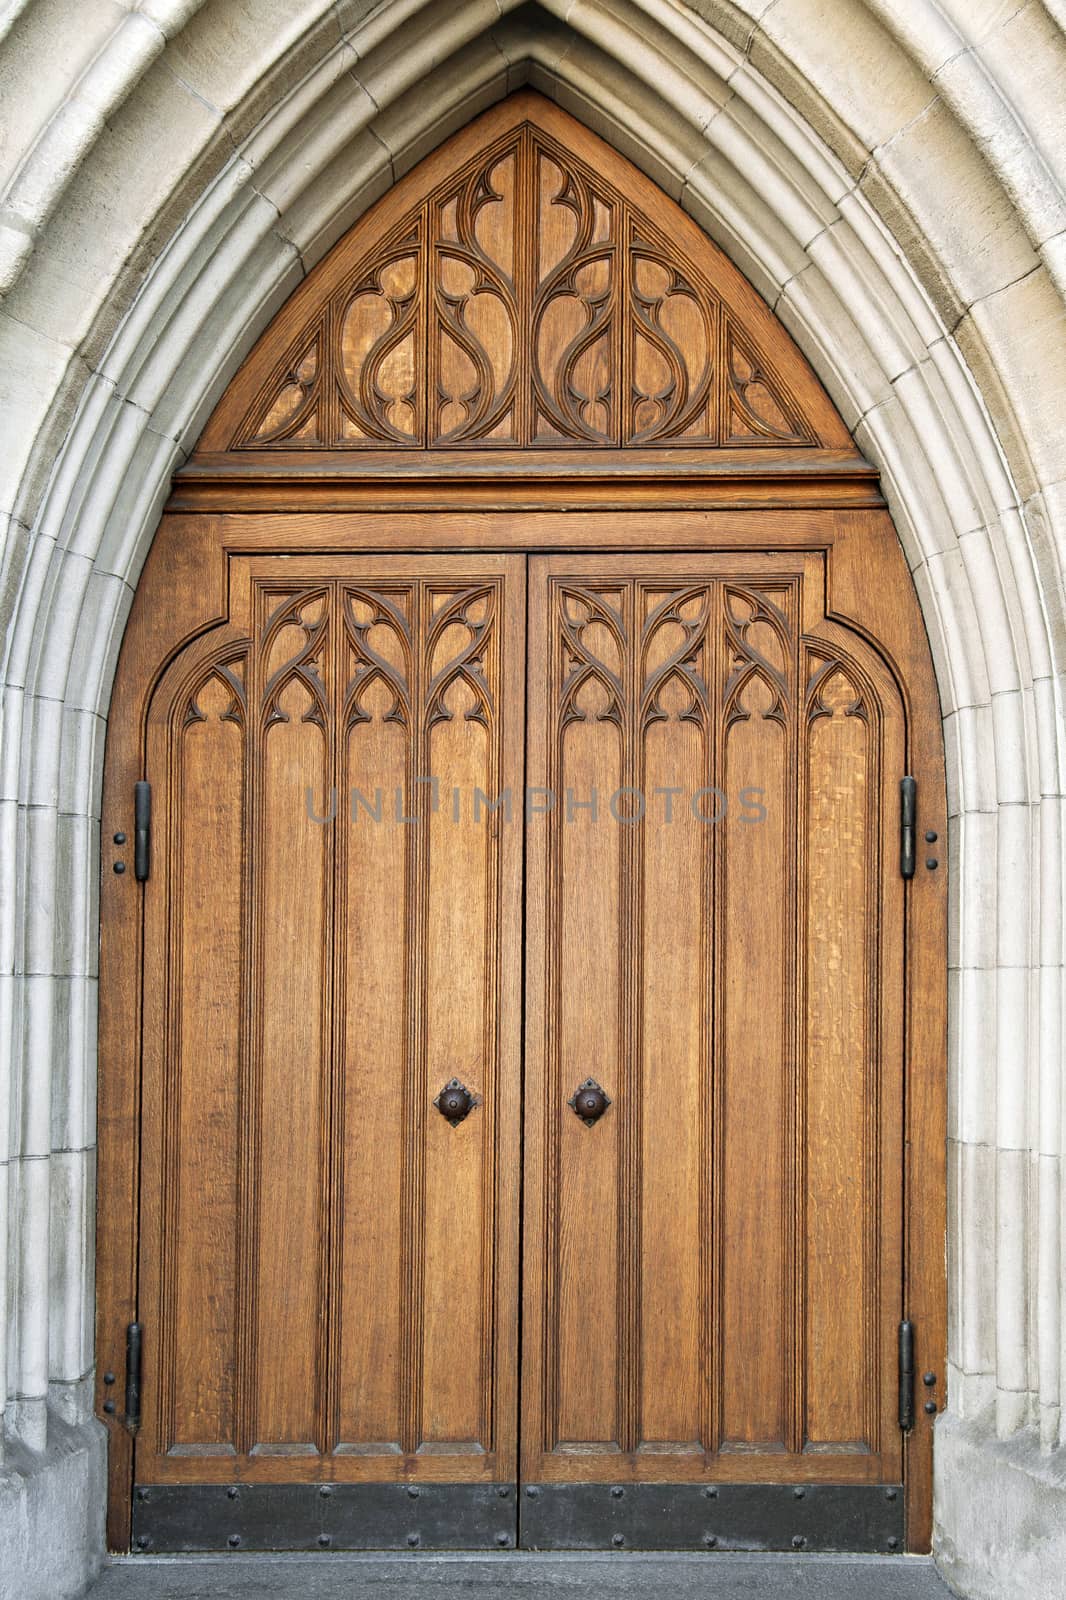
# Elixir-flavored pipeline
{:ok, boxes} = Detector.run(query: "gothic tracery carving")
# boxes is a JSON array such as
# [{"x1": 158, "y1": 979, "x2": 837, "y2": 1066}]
[{"x1": 231, "y1": 125, "x2": 819, "y2": 452}]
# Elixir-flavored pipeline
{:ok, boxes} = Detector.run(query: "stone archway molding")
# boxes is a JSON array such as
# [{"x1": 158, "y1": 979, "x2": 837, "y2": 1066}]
[{"x1": 1, "y1": 4, "x2": 1064, "y2": 1598}]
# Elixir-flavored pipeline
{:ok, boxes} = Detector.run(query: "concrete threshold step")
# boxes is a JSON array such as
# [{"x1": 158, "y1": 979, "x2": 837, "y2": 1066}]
[{"x1": 85, "y1": 1550, "x2": 953, "y2": 1600}]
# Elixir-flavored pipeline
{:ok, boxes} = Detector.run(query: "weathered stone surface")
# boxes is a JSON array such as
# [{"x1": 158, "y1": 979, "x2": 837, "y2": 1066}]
[
  {"x1": 84, "y1": 1550, "x2": 953, "y2": 1600},
  {"x1": 0, "y1": 1413, "x2": 105, "y2": 1600},
  {"x1": 753, "y1": 0, "x2": 936, "y2": 154},
  {"x1": 0, "y1": 0, "x2": 122, "y2": 194},
  {"x1": 962, "y1": 265, "x2": 1066, "y2": 497},
  {"x1": 935, "y1": 1411, "x2": 1066, "y2": 1600},
  {"x1": 940, "y1": 4, "x2": 1066, "y2": 251},
  {"x1": 870, "y1": 97, "x2": 1042, "y2": 312},
  {"x1": 1, "y1": 61, "x2": 224, "y2": 360},
  {"x1": 162, "y1": 0, "x2": 334, "y2": 117}
]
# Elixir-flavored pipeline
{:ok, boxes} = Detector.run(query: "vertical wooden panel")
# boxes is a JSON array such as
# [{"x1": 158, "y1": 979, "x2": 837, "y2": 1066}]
[
  {"x1": 804, "y1": 668, "x2": 870, "y2": 1447},
  {"x1": 337, "y1": 676, "x2": 409, "y2": 1449},
  {"x1": 421, "y1": 671, "x2": 493, "y2": 1446},
  {"x1": 168, "y1": 676, "x2": 244, "y2": 1452},
  {"x1": 638, "y1": 714, "x2": 704, "y2": 1447},
  {"x1": 719, "y1": 695, "x2": 790, "y2": 1448},
  {"x1": 638, "y1": 605, "x2": 707, "y2": 1449},
  {"x1": 717, "y1": 585, "x2": 796, "y2": 1453},
  {"x1": 554, "y1": 700, "x2": 623, "y2": 1445},
  {"x1": 253, "y1": 682, "x2": 330, "y2": 1449}
]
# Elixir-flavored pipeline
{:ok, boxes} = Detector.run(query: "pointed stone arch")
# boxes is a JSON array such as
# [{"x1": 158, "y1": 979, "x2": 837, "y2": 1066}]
[{"x1": 1, "y1": 6, "x2": 1062, "y2": 1596}]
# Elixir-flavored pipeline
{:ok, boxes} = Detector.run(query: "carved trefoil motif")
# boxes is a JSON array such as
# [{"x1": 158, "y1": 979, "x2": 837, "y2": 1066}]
[{"x1": 231, "y1": 124, "x2": 819, "y2": 452}]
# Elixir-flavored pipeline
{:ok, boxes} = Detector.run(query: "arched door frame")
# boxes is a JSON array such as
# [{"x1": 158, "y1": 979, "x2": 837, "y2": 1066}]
[{"x1": 94, "y1": 90, "x2": 946, "y2": 1558}]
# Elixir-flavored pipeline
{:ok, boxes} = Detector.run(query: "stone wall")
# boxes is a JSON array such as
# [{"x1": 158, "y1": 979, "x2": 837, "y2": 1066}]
[{"x1": 0, "y1": 4, "x2": 1064, "y2": 1597}]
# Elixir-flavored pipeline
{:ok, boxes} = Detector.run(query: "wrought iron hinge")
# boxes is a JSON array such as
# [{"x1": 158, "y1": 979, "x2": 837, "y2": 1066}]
[
  {"x1": 898, "y1": 1319, "x2": 915, "y2": 1431},
  {"x1": 134, "y1": 781, "x2": 151, "y2": 882},
  {"x1": 900, "y1": 776, "x2": 917, "y2": 880},
  {"x1": 124, "y1": 1321, "x2": 143, "y2": 1434}
]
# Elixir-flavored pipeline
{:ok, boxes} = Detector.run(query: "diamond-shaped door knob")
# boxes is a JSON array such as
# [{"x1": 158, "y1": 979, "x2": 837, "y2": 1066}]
[
  {"x1": 434, "y1": 1078, "x2": 476, "y2": 1125},
  {"x1": 569, "y1": 1078, "x2": 610, "y2": 1126}
]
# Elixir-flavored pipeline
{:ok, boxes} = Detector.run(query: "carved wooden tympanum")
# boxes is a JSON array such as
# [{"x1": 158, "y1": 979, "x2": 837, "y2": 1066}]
[
  {"x1": 97, "y1": 92, "x2": 946, "y2": 1562},
  {"x1": 230, "y1": 131, "x2": 815, "y2": 450},
  {"x1": 197, "y1": 96, "x2": 851, "y2": 462}
]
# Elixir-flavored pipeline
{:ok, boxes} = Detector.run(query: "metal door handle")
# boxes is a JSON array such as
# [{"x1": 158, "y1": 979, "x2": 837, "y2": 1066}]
[
  {"x1": 434, "y1": 1078, "x2": 475, "y2": 1125},
  {"x1": 569, "y1": 1078, "x2": 610, "y2": 1126}
]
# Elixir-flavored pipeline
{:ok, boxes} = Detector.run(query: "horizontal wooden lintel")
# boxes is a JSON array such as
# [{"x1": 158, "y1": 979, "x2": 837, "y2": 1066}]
[{"x1": 170, "y1": 448, "x2": 883, "y2": 513}]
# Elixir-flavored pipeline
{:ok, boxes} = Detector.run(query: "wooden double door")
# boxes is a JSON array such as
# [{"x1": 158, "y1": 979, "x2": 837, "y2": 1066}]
[{"x1": 101, "y1": 531, "x2": 938, "y2": 1554}]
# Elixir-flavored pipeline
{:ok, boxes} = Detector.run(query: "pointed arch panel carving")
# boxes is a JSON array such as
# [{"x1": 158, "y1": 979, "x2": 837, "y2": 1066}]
[{"x1": 198, "y1": 94, "x2": 850, "y2": 459}]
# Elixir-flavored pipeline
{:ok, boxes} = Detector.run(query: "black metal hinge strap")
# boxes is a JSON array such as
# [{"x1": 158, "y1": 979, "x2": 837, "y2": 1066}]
[
  {"x1": 900, "y1": 776, "x2": 916, "y2": 880},
  {"x1": 125, "y1": 1321, "x2": 143, "y2": 1434},
  {"x1": 898, "y1": 1319, "x2": 915, "y2": 1430},
  {"x1": 134, "y1": 781, "x2": 151, "y2": 882}
]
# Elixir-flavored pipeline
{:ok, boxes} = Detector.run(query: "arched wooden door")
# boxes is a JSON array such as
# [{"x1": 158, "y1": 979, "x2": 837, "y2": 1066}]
[{"x1": 96, "y1": 92, "x2": 946, "y2": 1558}]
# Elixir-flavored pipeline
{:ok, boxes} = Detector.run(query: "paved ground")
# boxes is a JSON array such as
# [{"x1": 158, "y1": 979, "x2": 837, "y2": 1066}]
[{"x1": 85, "y1": 1552, "x2": 955, "y2": 1599}]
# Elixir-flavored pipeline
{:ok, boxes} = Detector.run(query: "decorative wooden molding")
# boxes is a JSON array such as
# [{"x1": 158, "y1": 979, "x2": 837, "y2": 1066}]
[
  {"x1": 169, "y1": 448, "x2": 882, "y2": 513},
  {"x1": 189, "y1": 92, "x2": 856, "y2": 482}
]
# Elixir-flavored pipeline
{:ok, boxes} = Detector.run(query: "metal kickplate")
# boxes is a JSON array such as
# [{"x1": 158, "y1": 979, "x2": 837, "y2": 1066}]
[
  {"x1": 131, "y1": 1482, "x2": 517, "y2": 1553},
  {"x1": 519, "y1": 1482, "x2": 906, "y2": 1553},
  {"x1": 132, "y1": 1479, "x2": 904, "y2": 1553}
]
